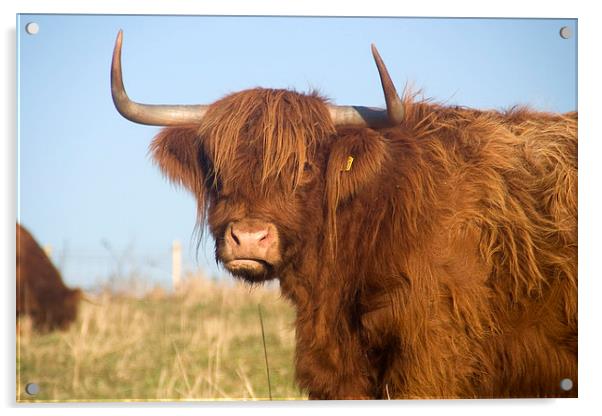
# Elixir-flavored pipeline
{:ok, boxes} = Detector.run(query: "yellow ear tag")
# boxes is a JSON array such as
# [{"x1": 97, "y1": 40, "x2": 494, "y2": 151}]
[{"x1": 344, "y1": 156, "x2": 354, "y2": 172}]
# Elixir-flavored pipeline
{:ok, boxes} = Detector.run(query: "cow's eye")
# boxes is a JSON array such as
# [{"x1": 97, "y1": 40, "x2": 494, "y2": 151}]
[
  {"x1": 298, "y1": 162, "x2": 317, "y2": 187},
  {"x1": 303, "y1": 162, "x2": 317, "y2": 175}
]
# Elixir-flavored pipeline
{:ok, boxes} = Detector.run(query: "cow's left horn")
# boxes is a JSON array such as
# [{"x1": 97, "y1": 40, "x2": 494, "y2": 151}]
[
  {"x1": 328, "y1": 44, "x2": 404, "y2": 128},
  {"x1": 111, "y1": 30, "x2": 208, "y2": 126}
]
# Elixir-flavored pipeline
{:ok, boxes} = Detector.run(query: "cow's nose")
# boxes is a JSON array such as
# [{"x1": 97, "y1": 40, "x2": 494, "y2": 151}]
[{"x1": 227, "y1": 221, "x2": 272, "y2": 249}]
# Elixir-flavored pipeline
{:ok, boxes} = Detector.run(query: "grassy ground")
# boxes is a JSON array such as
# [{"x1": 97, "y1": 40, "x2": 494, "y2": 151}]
[{"x1": 17, "y1": 275, "x2": 304, "y2": 402}]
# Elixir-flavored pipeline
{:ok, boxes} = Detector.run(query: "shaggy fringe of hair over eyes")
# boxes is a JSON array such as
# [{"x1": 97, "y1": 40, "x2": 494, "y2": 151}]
[{"x1": 197, "y1": 88, "x2": 336, "y2": 191}]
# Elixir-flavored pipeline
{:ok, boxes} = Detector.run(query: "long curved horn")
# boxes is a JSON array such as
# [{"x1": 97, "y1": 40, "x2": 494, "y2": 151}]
[
  {"x1": 111, "y1": 30, "x2": 208, "y2": 126},
  {"x1": 328, "y1": 44, "x2": 404, "y2": 128}
]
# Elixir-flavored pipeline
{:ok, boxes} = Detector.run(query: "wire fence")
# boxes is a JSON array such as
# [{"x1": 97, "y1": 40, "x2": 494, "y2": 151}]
[{"x1": 44, "y1": 240, "x2": 217, "y2": 294}]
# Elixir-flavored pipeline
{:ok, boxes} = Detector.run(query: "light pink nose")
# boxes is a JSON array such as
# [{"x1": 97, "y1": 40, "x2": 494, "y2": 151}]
[{"x1": 226, "y1": 220, "x2": 273, "y2": 252}]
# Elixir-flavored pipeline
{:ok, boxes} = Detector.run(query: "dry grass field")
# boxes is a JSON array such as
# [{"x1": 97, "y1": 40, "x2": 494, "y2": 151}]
[{"x1": 17, "y1": 274, "x2": 304, "y2": 402}]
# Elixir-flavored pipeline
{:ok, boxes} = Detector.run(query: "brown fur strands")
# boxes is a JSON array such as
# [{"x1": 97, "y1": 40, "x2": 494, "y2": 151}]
[
  {"x1": 149, "y1": 87, "x2": 577, "y2": 399},
  {"x1": 16, "y1": 223, "x2": 81, "y2": 331},
  {"x1": 399, "y1": 101, "x2": 577, "y2": 304}
]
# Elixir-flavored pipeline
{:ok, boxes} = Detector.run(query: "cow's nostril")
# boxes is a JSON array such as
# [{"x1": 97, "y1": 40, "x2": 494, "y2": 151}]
[{"x1": 230, "y1": 225, "x2": 241, "y2": 246}]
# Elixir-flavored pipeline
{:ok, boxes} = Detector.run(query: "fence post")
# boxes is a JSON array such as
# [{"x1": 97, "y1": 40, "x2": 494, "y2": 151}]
[
  {"x1": 172, "y1": 240, "x2": 182, "y2": 290},
  {"x1": 42, "y1": 244, "x2": 53, "y2": 259}
]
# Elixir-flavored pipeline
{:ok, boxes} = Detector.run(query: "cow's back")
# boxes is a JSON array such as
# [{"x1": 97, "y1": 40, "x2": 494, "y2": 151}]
[
  {"x1": 362, "y1": 106, "x2": 578, "y2": 398},
  {"x1": 434, "y1": 108, "x2": 578, "y2": 397}
]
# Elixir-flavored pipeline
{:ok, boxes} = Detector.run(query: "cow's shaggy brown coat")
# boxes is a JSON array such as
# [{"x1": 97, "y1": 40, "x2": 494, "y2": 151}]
[
  {"x1": 16, "y1": 223, "x2": 81, "y2": 331},
  {"x1": 151, "y1": 88, "x2": 577, "y2": 399}
]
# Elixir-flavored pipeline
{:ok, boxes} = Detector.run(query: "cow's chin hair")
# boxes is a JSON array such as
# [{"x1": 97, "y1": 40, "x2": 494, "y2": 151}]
[{"x1": 224, "y1": 259, "x2": 276, "y2": 283}]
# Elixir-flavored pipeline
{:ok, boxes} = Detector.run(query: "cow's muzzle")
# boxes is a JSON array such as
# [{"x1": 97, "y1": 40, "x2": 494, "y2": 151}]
[{"x1": 221, "y1": 219, "x2": 280, "y2": 280}]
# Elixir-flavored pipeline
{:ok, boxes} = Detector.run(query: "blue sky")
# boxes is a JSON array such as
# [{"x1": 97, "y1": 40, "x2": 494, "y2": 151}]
[{"x1": 17, "y1": 15, "x2": 577, "y2": 289}]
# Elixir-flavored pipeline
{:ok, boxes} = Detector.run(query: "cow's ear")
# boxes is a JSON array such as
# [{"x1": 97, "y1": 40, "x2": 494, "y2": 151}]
[
  {"x1": 325, "y1": 127, "x2": 388, "y2": 204},
  {"x1": 150, "y1": 127, "x2": 206, "y2": 196}
]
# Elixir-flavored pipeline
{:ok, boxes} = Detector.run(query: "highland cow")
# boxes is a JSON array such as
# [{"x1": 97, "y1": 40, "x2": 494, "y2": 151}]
[
  {"x1": 111, "y1": 31, "x2": 577, "y2": 399},
  {"x1": 16, "y1": 223, "x2": 81, "y2": 331}
]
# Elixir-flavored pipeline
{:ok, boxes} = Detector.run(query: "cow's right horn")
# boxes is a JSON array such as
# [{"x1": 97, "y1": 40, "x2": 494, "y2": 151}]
[
  {"x1": 111, "y1": 30, "x2": 208, "y2": 126},
  {"x1": 328, "y1": 44, "x2": 405, "y2": 128}
]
